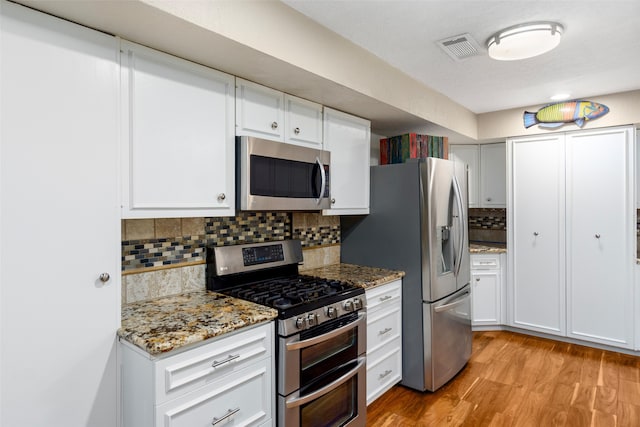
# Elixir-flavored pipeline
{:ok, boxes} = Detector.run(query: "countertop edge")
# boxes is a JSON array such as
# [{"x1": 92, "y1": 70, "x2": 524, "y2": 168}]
[{"x1": 118, "y1": 290, "x2": 278, "y2": 356}]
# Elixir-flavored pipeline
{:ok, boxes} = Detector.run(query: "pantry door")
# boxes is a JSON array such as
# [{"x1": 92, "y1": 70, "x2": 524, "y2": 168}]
[{"x1": 1, "y1": 3, "x2": 120, "y2": 425}]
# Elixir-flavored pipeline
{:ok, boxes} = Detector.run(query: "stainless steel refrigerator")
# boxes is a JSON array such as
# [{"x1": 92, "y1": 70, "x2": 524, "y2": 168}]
[{"x1": 341, "y1": 157, "x2": 472, "y2": 392}]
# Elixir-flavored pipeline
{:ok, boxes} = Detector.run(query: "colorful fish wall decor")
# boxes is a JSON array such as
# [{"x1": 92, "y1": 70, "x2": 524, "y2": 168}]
[{"x1": 523, "y1": 100, "x2": 609, "y2": 129}]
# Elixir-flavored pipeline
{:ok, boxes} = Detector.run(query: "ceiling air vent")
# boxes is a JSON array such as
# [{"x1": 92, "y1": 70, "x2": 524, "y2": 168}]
[{"x1": 437, "y1": 33, "x2": 481, "y2": 61}]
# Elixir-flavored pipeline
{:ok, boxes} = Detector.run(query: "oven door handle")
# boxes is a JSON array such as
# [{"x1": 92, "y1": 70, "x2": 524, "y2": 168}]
[
  {"x1": 285, "y1": 312, "x2": 366, "y2": 351},
  {"x1": 285, "y1": 356, "x2": 366, "y2": 409}
]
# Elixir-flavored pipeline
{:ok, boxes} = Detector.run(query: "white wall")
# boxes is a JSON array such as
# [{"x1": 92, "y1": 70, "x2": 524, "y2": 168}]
[{"x1": 478, "y1": 90, "x2": 640, "y2": 141}]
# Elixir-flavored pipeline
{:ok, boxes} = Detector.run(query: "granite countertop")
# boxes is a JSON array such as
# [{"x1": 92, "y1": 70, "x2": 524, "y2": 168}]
[
  {"x1": 118, "y1": 290, "x2": 278, "y2": 356},
  {"x1": 303, "y1": 263, "x2": 405, "y2": 290},
  {"x1": 469, "y1": 242, "x2": 507, "y2": 254}
]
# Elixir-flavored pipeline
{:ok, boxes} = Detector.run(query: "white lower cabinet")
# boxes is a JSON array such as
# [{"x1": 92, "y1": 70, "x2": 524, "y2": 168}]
[
  {"x1": 365, "y1": 279, "x2": 402, "y2": 405},
  {"x1": 470, "y1": 254, "x2": 504, "y2": 326},
  {"x1": 121, "y1": 322, "x2": 274, "y2": 427}
]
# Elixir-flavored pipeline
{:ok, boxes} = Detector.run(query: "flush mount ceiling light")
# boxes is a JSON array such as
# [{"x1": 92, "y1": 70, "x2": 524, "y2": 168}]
[{"x1": 487, "y1": 21, "x2": 564, "y2": 61}]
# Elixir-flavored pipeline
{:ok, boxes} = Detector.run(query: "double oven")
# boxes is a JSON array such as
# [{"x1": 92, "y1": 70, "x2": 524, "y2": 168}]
[{"x1": 207, "y1": 240, "x2": 366, "y2": 427}]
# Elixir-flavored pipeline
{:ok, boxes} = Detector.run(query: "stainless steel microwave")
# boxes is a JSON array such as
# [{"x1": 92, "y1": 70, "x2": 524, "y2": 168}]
[{"x1": 237, "y1": 136, "x2": 331, "y2": 211}]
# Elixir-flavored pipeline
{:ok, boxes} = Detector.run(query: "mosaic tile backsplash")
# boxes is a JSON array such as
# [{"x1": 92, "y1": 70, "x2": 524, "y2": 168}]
[
  {"x1": 121, "y1": 212, "x2": 342, "y2": 303},
  {"x1": 122, "y1": 212, "x2": 291, "y2": 272},
  {"x1": 468, "y1": 208, "x2": 506, "y2": 243}
]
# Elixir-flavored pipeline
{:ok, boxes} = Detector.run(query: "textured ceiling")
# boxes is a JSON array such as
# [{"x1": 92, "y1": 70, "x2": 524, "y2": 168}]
[{"x1": 283, "y1": 0, "x2": 640, "y2": 114}]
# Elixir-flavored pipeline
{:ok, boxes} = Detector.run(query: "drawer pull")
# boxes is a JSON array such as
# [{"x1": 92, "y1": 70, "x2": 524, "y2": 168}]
[
  {"x1": 379, "y1": 369, "x2": 392, "y2": 380},
  {"x1": 379, "y1": 295, "x2": 393, "y2": 302},
  {"x1": 212, "y1": 407, "x2": 239, "y2": 425},
  {"x1": 211, "y1": 354, "x2": 240, "y2": 368},
  {"x1": 379, "y1": 327, "x2": 392, "y2": 336}
]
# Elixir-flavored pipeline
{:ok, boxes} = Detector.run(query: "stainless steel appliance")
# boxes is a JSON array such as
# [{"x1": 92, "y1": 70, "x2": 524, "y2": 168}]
[
  {"x1": 341, "y1": 157, "x2": 471, "y2": 392},
  {"x1": 206, "y1": 240, "x2": 366, "y2": 427},
  {"x1": 237, "y1": 136, "x2": 331, "y2": 211}
]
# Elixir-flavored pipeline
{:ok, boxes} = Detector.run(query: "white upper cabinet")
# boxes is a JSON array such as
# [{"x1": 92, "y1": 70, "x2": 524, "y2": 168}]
[
  {"x1": 323, "y1": 107, "x2": 371, "y2": 215},
  {"x1": 236, "y1": 78, "x2": 323, "y2": 148},
  {"x1": 449, "y1": 145, "x2": 479, "y2": 207},
  {"x1": 120, "y1": 41, "x2": 236, "y2": 218},
  {"x1": 1, "y1": 3, "x2": 120, "y2": 424},
  {"x1": 450, "y1": 143, "x2": 506, "y2": 208},
  {"x1": 235, "y1": 78, "x2": 285, "y2": 141},
  {"x1": 480, "y1": 143, "x2": 506, "y2": 207},
  {"x1": 284, "y1": 94, "x2": 323, "y2": 148}
]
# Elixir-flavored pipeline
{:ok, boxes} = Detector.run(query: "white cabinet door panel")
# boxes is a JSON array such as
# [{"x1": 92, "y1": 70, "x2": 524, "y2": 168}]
[
  {"x1": 236, "y1": 78, "x2": 285, "y2": 141},
  {"x1": 121, "y1": 41, "x2": 235, "y2": 218},
  {"x1": 565, "y1": 127, "x2": 634, "y2": 348},
  {"x1": 1, "y1": 3, "x2": 119, "y2": 425},
  {"x1": 480, "y1": 143, "x2": 506, "y2": 207},
  {"x1": 323, "y1": 108, "x2": 370, "y2": 215},
  {"x1": 285, "y1": 94, "x2": 323, "y2": 148},
  {"x1": 509, "y1": 135, "x2": 565, "y2": 335},
  {"x1": 471, "y1": 272, "x2": 500, "y2": 325}
]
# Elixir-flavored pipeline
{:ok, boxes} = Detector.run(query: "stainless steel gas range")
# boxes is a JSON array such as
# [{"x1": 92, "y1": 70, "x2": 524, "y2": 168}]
[{"x1": 206, "y1": 240, "x2": 366, "y2": 427}]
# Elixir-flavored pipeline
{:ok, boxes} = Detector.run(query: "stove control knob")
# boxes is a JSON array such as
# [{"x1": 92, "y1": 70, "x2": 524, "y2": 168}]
[
  {"x1": 353, "y1": 298, "x2": 363, "y2": 310},
  {"x1": 343, "y1": 300, "x2": 354, "y2": 312},
  {"x1": 307, "y1": 313, "x2": 318, "y2": 327},
  {"x1": 295, "y1": 317, "x2": 306, "y2": 329},
  {"x1": 326, "y1": 306, "x2": 337, "y2": 319}
]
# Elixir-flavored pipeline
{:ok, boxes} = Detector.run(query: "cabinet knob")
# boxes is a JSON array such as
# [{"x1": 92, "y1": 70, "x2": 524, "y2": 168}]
[
  {"x1": 294, "y1": 127, "x2": 300, "y2": 135},
  {"x1": 99, "y1": 272, "x2": 110, "y2": 283},
  {"x1": 271, "y1": 121, "x2": 278, "y2": 130},
  {"x1": 331, "y1": 198, "x2": 336, "y2": 204},
  {"x1": 533, "y1": 232, "x2": 539, "y2": 236},
  {"x1": 217, "y1": 193, "x2": 226, "y2": 201},
  {"x1": 475, "y1": 277, "x2": 480, "y2": 282},
  {"x1": 486, "y1": 197, "x2": 492, "y2": 202},
  {"x1": 595, "y1": 234, "x2": 601, "y2": 239}
]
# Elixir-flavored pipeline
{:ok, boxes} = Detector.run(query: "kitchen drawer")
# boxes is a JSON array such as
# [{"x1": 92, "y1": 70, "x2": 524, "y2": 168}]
[
  {"x1": 366, "y1": 302, "x2": 401, "y2": 354},
  {"x1": 155, "y1": 323, "x2": 272, "y2": 404},
  {"x1": 365, "y1": 279, "x2": 402, "y2": 312},
  {"x1": 155, "y1": 360, "x2": 272, "y2": 427},
  {"x1": 471, "y1": 254, "x2": 501, "y2": 270},
  {"x1": 366, "y1": 338, "x2": 402, "y2": 405}
]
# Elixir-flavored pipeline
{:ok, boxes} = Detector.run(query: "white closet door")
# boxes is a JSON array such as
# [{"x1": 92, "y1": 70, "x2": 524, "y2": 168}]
[
  {"x1": 1, "y1": 3, "x2": 120, "y2": 425},
  {"x1": 565, "y1": 126, "x2": 634, "y2": 348},
  {"x1": 508, "y1": 135, "x2": 565, "y2": 335}
]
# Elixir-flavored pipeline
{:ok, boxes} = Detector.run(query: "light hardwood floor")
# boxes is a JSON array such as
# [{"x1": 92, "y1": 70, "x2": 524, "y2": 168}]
[{"x1": 366, "y1": 331, "x2": 640, "y2": 426}]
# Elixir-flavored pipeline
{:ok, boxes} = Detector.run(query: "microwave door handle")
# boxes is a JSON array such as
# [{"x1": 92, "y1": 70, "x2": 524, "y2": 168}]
[
  {"x1": 315, "y1": 157, "x2": 326, "y2": 205},
  {"x1": 452, "y1": 175, "x2": 465, "y2": 277},
  {"x1": 285, "y1": 356, "x2": 366, "y2": 408}
]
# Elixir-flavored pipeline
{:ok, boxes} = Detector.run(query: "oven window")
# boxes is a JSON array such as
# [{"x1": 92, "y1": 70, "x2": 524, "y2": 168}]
[
  {"x1": 250, "y1": 155, "x2": 321, "y2": 198},
  {"x1": 300, "y1": 375, "x2": 357, "y2": 427},
  {"x1": 300, "y1": 328, "x2": 358, "y2": 390}
]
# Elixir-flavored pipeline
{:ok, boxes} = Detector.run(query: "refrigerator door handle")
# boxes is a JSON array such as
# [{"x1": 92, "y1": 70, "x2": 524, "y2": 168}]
[
  {"x1": 452, "y1": 175, "x2": 465, "y2": 277},
  {"x1": 434, "y1": 289, "x2": 470, "y2": 313}
]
